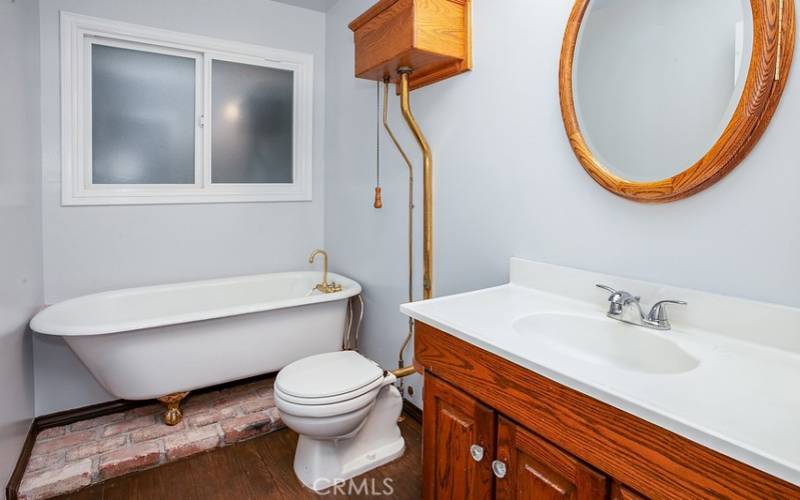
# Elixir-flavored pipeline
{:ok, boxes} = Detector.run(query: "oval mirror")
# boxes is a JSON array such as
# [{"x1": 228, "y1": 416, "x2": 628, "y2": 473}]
[{"x1": 560, "y1": 0, "x2": 795, "y2": 202}]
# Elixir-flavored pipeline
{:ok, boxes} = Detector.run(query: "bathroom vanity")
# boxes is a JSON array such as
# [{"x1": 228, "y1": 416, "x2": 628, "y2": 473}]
[{"x1": 402, "y1": 259, "x2": 800, "y2": 499}]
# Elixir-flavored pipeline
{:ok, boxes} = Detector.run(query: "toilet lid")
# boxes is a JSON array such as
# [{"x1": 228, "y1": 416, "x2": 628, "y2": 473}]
[{"x1": 276, "y1": 351, "x2": 384, "y2": 399}]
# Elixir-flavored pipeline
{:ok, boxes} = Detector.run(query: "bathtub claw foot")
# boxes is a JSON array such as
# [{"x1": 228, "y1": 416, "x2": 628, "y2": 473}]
[{"x1": 158, "y1": 392, "x2": 190, "y2": 426}]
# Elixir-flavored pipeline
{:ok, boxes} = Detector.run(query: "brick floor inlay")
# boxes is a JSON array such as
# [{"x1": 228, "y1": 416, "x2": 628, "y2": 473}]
[{"x1": 19, "y1": 378, "x2": 283, "y2": 500}]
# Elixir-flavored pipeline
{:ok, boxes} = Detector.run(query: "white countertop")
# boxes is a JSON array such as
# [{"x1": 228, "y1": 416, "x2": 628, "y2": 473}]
[{"x1": 401, "y1": 258, "x2": 800, "y2": 486}]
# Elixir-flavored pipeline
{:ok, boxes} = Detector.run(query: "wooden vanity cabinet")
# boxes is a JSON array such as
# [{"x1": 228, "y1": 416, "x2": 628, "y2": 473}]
[
  {"x1": 423, "y1": 374, "x2": 495, "y2": 499},
  {"x1": 423, "y1": 372, "x2": 613, "y2": 499},
  {"x1": 496, "y1": 416, "x2": 608, "y2": 499},
  {"x1": 415, "y1": 322, "x2": 800, "y2": 499},
  {"x1": 610, "y1": 483, "x2": 647, "y2": 500}
]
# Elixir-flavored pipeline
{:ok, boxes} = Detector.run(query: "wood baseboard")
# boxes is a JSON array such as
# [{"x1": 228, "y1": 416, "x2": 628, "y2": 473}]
[
  {"x1": 5, "y1": 371, "x2": 278, "y2": 500},
  {"x1": 6, "y1": 421, "x2": 36, "y2": 500},
  {"x1": 402, "y1": 399, "x2": 423, "y2": 423}
]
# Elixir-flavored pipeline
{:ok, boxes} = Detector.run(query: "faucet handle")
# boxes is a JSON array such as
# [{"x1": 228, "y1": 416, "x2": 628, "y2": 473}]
[
  {"x1": 645, "y1": 300, "x2": 687, "y2": 330},
  {"x1": 595, "y1": 284, "x2": 617, "y2": 295},
  {"x1": 596, "y1": 284, "x2": 624, "y2": 315}
]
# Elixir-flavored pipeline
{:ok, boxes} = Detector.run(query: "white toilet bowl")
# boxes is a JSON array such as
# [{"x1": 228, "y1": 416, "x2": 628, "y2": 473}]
[{"x1": 274, "y1": 351, "x2": 405, "y2": 491}]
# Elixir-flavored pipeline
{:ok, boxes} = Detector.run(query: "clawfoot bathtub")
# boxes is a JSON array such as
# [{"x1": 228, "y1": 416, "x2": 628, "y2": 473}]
[{"x1": 30, "y1": 271, "x2": 361, "y2": 424}]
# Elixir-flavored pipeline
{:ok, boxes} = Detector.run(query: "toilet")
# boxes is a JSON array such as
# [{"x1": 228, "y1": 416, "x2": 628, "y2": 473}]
[{"x1": 274, "y1": 351, "x2": 405, "y2": 491}]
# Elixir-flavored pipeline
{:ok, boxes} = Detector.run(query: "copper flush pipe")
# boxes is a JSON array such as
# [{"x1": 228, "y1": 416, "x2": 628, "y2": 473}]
[
  {"x1": 387, "y1": 67, "x2": 432, "y2": 381},
  {"x1": 397, "y1": 67, "x2": 433, "y2": 300}
]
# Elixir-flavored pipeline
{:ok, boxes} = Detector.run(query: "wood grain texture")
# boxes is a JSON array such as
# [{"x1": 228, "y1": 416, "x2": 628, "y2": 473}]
[
  {"x1": 611, "y1": 482, "x2": 648, "y2": 500},
  {"x1": 496, "y1": 416, "x2": 608, "y2": 500},
  {"x1": 415, "y1": 322, "x2": 800, "y2": 499},
  {"x1": 423, "y1": 373, "x2": 495, "y2": 500},
  {"x1": 349, "y1": 0, "x2": 471, "y2": 91},
  {"x1": 559, "y1": 0, "x2": 796, "y2": 203}
]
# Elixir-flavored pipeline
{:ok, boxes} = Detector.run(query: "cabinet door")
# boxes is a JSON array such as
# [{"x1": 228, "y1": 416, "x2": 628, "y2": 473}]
[
  {"x1": 423, "y1": 373, "x2": 495, "y2": 500},
  {"x1": 611, "y1": 483, "x2": 647, "y2": 500},
  {"x1": 496, "y1": 417, "x2": 608, "y2": 500}
]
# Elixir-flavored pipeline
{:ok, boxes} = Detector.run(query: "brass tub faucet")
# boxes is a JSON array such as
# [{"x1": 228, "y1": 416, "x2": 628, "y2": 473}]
[{"x1": 308, "y1": 249, "x2": 342, "y2": 293}]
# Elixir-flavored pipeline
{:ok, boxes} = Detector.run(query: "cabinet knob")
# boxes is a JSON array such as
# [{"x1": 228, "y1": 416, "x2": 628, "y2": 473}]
[
  {"x1": 470, "y1": 444, "x2": 484, "y2": 462},
  {"x1": 491, "y1": 459, "x2": 507, "y2": 478}
]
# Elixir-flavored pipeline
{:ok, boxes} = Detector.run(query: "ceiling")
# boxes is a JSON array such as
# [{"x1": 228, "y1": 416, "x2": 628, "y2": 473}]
[{"x1": 271, "y1": 0, "x2": 337, "y2": 12}]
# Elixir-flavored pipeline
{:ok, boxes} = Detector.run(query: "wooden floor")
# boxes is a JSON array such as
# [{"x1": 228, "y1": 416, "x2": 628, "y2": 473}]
[{"x1": 54, "y1": 414, "x2": 422, "y2": 500}]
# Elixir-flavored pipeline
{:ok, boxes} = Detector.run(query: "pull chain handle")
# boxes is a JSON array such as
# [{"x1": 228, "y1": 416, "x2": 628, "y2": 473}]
[{"x1": 373, "y1": 80, "x2": 383, "y2": 208}]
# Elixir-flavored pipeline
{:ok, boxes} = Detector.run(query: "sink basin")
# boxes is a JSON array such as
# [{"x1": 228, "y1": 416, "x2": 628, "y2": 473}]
[{"x1": 512, "y1": 313, "x2": 699, "y2": 374}]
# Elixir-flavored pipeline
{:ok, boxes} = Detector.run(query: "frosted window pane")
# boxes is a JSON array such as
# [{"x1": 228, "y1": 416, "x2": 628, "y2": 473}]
[
  {"x1": 92, "y1": 44, "x2": 196, "y2": 184},
  {"x1": 211, "y1": 60, "x2": 294, "y2": 184}
]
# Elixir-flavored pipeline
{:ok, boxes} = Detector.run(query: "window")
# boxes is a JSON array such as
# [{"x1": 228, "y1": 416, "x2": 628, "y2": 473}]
[{"x1": 61, "y1": 13, "x2": 313, "y2": 205}]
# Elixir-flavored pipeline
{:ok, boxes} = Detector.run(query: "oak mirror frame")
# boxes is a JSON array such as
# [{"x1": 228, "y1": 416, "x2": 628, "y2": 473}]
[{"x1": 559, "y1": 0, "x2": 796, "y2": 203}]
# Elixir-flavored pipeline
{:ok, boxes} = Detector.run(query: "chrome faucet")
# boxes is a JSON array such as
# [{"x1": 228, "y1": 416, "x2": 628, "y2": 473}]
[
  {"x1": 596, "y1": 284, "x2": 686, "y2": 331},
  {"x1": 308, "y1": 249, "x2": 342, "y2": 293}
]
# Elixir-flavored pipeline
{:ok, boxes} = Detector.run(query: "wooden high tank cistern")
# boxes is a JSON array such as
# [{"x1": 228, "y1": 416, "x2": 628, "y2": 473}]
[{"x1": 348, "y1": 0, "x2": 472, "y2": 379}]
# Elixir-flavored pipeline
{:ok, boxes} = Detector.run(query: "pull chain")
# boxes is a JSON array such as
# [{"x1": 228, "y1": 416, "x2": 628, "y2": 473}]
[
  {"x1": 776, "y1": 0, "x2": 785, "y2": 80},
  {"x1": 373, "y1": 80, "x2": 383, "y2": 208},
  {"x1": 381, "y1": 77, "x2": 416, "y2": 400}
]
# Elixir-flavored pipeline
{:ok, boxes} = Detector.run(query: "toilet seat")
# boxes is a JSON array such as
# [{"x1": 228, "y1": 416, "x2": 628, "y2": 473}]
[
  {"x1": 275, "y1": 375, "x2": 386, "y2": 406},
  {"x1": 275, "y1": 385, "x2": 381, "y2": 418},
  {"x1": 275, "y1": 351, "x2": 387, "y2": 410}
]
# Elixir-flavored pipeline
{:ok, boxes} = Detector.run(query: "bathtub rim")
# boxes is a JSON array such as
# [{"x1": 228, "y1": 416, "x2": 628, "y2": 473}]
[{"x1": 30, "y1": 271, "x2": 362, "y2": 337}]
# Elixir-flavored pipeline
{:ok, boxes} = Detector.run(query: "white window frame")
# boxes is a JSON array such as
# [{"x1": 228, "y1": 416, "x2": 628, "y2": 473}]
[{"x1": 61, "y1": 12, "x2": 313, "y2": 206}]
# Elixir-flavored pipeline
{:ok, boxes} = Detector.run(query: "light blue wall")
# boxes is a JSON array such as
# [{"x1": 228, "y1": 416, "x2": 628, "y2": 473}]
[
  {"x1": 324, "y1": 0, "x2": 800, "y2": 408},
  {"x1": 24, "y1": 0, "x2": 800, "y2": 417},
  {"x1": 0, "y1": 0, "x2": 42, "y2": 484},
  {"x1": 34, "y1": 0, "x2": 327, "y2": 415}
]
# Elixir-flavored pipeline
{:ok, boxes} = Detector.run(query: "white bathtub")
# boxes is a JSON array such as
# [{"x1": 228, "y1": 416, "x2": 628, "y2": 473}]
[{"x1": 30, "y1": 272, "x2": 361, "y2": 400}]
